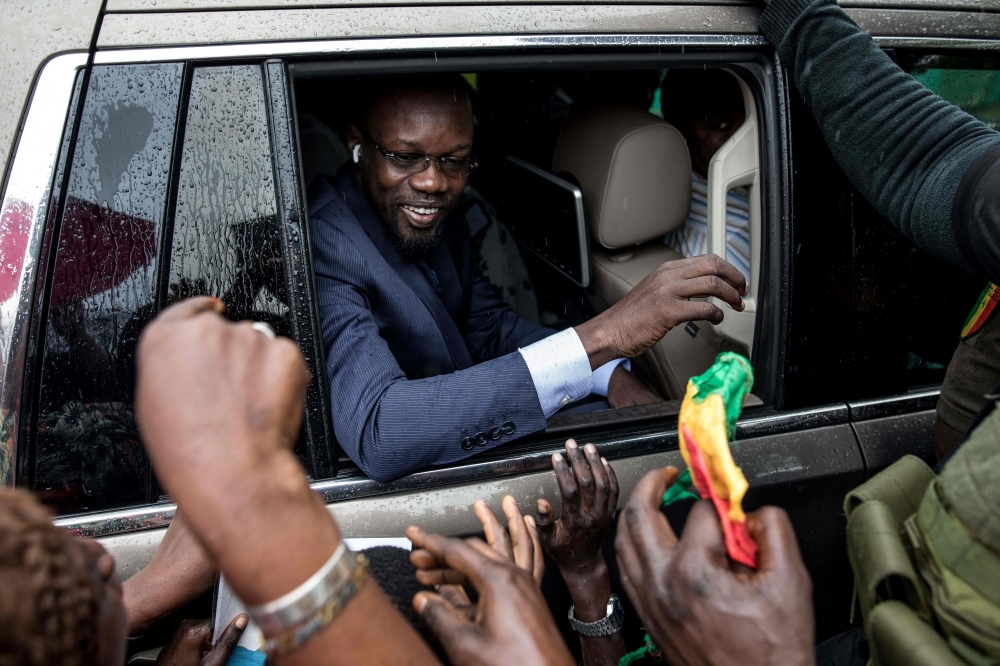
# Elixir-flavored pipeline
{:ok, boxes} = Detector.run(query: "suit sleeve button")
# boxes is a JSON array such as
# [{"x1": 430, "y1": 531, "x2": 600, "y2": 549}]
[
  {"x1": 474, "y1": 431, "x2": 489, "y2": 446},
  {"x1": 461, "y1": 436, "x2": 476, "y2": 450},
  {"x1": 501, "y1": 421, "x2": 515, "y2": 435}
]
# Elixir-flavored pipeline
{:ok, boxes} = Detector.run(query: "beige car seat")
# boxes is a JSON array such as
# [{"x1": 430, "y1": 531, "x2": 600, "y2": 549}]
[{"x1": 552, "y1": 103, "x2": 746, "y2": 399}]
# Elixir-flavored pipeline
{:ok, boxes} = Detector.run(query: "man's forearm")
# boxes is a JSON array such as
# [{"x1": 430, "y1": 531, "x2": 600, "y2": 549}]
[{"x1": 761, "y1": 0, "x2": 1000, "y2": 275}]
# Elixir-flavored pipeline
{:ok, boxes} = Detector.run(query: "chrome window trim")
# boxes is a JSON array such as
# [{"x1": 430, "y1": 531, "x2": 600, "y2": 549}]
[
  {"x1": 56, "y1": 402, "x2": 849, "y2": 538},
  {"x1": 90, "y1": 34, "x2": 1000, "y2": 67},
  {"x1": 0, "y1": 53, "x2": 88, "y2": 486},
  {"x1": 848, "y1": 387, "x2": 940, "y2": 422},
  {"x1": 874, "y1": 37, "x2": 1000, "y2": 49},
  {"x1": 94, "y1": 34, "x2": 769, "y2": 65}
]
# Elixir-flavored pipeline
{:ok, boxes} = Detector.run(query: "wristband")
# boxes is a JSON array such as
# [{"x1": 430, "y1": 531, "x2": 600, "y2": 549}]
[
  {"x1": 265, "y1": 553, "x2": 369, "y2": 657},
  {"x1": 247, "y1": 542, "x2": 354, "y2": 636}
]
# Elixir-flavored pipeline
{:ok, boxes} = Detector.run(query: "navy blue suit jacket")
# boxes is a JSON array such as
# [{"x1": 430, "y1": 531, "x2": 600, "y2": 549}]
[{"x1": 308, "y1": 167, "x2": 553, "y2": 481}]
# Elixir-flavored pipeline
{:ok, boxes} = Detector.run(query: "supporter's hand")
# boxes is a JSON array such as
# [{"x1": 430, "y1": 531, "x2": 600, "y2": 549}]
[
  {"x1": 155, "y1": 615, "x2": 246, "y2": 666},
  {"x1": 135, "y1": 297, "x2": 339, "y2": 607},
  {"x1": 411, "y1": 496, "x2": 544, "y2": 618},
  {"x1": 575, "y1": 254, "x2": 747, "y2": 368},
  {"x1": 536, "y1": 440, "x2": 618, "y2": 578},
  {"x1": 407, "y1": 527, "x2": 576, "y2": 666},
  {"x1": 123, "y1": 511, "x2": 218, "y2": 635},
  {"x1": 607, "y1": 366, "x2": 663, "y2": 408},
  {"x1": 615, "y1": 468, "x2": 815, "y2": 666},
  {"x1": 474, "y1": 496, "x2": 545, "y2": 585},
  {"x1": 136, "y1": 297, "x2": 310, "y2": 512}
]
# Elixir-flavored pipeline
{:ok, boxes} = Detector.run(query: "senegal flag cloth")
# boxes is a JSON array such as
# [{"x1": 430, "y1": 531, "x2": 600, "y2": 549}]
[
  {"x1": 677, "y1": 352, "x2": 757, "y2": 568},
  {"x1": 962, "y1": 283, "x2": 1000, "y2": 339}
]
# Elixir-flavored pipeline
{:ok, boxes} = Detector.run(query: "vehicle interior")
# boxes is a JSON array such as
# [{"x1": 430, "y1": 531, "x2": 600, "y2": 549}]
[{"x1": 294, "y1": 64, "x2": 764, "y2": 419}]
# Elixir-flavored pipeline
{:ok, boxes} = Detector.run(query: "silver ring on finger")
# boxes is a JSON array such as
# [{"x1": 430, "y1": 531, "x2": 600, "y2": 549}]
[{"x1": 251, "y1": 321, "x2": 276, "y2": 339}]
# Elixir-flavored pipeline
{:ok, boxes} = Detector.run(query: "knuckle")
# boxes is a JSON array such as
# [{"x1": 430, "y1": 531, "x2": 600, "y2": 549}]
[{"x1": 562, "y1": 485, "x2": 578, "y2": 501}]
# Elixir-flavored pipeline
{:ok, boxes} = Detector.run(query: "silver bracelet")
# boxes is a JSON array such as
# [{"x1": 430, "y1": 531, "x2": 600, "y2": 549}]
[
  {"x1": 247, "y1": 542, "x2": 357, "y2": 636},
  {"x1": 568, "y1": 594, "x2": 625, "y2": 637}
]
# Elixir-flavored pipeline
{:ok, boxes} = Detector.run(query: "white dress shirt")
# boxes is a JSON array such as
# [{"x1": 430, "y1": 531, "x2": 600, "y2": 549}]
[{"x1": 518, "y1": 328, "x2": 630, "y2": 417}]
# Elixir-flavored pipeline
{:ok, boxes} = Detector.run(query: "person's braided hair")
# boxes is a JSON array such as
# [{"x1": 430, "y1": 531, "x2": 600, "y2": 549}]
[{"x1": 0, "y1": 487, "x2": 102, "y2": 666}]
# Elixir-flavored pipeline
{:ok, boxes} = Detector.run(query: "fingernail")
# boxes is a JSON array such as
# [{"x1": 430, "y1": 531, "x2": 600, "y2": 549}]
[
  {"x1": 537, "y1": 500, "x2": 548, "y2": 512},
  {"x1": 525, "y1": 515, "x2": 536, "y2": 528},
  {"x1": 235, "y1": 614, "x2": 248, "y2": 629},
  {"x1": 566, "y1": 440, "x2": 578, "y2": 450},
  {"x1": 601, "y1": 457, "x2": 610, "y2": 466},
  {"x1": 585, "y1": 443, "x2": 597, "y2": 455},
  {"x1": 414, "y1": 594, "x2": 428, "y2": 613},
  {"x1": 553, "y1": 452, "x2": 564, "y2": 463}
]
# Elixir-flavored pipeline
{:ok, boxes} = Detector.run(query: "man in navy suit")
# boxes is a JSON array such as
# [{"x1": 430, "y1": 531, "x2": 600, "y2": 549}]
[{"x1": 308, "y1": 77, "x2": 748, "y2": 482}]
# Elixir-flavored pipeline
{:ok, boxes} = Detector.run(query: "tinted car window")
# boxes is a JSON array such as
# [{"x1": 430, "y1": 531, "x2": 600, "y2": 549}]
[
  {"x1": 901, "y1": 52, "x2": 995, "y2": 386},
  {"x1": 169, "y1": 65, "x2": 289, "y2": 334},
  {"x1": 34, "y1": 64, "x2": 183, "y2": 513}
]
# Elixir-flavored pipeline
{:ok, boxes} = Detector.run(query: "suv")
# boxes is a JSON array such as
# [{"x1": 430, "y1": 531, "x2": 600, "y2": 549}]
[{"x1": 1, "y1": 0, "x2": 994, "y2": 652}]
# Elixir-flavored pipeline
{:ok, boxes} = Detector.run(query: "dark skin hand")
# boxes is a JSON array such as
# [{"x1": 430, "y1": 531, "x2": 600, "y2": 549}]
[
  {"x1": 412, "y1": 496, "x2": 544, "y2": 620},
  {"x1": 123, "y1": 511, "x2": 217, "y2": 636},
  {"x1": 136, "y1": 298, "x2": 441, "y2": 666},
  {"x1": 575, "y1": 254, "x2": 748, "y2": 370},
  {"x1": 408, "y1": 527, "x2": 576, "y2": 666},
  {"x1": 155, "y1": 615, "x2": 247, "y2": 666},
  {"x1": 607, "y1": 365, "x2": 663, "y2": 409},
  {"x1": 615, "y1": 468, "x2": 816, "y2": 666},
  {"x1": 537, "y1": 440, "x2": 625, "y2": 666}
]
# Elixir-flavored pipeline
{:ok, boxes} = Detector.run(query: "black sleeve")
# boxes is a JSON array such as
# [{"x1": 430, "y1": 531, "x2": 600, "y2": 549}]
[{"x1": 760, "y1": 0, "x2": 1000, "y2": 281}]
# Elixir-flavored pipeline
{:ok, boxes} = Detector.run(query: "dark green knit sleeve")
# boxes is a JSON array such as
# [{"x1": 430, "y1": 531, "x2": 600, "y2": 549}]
[{"x1": 760, "y1": 0, "x2": 1000, "y2": 277}]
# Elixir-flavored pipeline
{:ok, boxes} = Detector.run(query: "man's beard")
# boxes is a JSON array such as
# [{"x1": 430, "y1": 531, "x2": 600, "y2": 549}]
[
  {"x1": 370, "y1": 191, "x2": 449, "y2": 259},
  {"x1": 382, "y1": 211, "x2": 446, "y2": 259}
]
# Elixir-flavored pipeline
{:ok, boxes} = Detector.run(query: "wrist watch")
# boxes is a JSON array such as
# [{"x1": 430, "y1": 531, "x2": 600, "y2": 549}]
[{"x1": 568, "y1": 594, "x2": 625, "y2": 637}]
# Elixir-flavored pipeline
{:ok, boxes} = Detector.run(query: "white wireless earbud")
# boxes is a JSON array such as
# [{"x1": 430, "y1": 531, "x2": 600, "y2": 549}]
[{"x1": 352, "y1": 144, "x2": 361, "y2": 163}]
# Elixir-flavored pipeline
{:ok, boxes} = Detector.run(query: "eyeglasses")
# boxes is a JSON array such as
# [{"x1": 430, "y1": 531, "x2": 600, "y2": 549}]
[{"x1": 361, "y1": 129, "x2": 478, "y2": 179}]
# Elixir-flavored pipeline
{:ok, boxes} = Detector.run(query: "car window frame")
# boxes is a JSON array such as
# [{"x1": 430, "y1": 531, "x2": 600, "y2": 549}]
[{"x1": 21, "y1": 31, "x2": 972, "y2": 536}]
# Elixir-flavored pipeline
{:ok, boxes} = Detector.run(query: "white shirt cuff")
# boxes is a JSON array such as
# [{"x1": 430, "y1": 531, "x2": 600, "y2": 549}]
[
  {"x1": 518, "y1": 328, "x2": 593, "y2": 418},
  {"x1": 592, "y1": 358, "x2": 631, "y2": 397}
]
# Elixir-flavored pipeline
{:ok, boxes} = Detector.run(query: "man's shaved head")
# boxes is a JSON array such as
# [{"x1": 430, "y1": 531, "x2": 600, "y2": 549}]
[{"x1": 348, "y1": 76, "x2": 475, "y2": 257}]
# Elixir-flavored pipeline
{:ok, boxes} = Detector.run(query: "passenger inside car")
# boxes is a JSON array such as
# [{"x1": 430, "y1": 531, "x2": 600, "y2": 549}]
[
  {"x1": 660, "y1": 69, "x2": 752, "y2": 286},
  {"x1": 304, "y1": 75, "x2": 748, "y2": 481}
]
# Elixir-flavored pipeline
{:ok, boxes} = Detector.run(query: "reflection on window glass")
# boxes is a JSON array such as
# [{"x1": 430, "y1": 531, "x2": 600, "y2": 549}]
[
  {"x1": 900, "y1": 54, "x2": 998, "y2": 385},
  {"x1": 34, "y1": 64, "x2": 182, "y2": 513},
  {"x1": 912, "y1": 67, "x2": 1000, "y2": 128},
  {"x1": 170, "y1": 65, "x2": 289, "y2": 334}
]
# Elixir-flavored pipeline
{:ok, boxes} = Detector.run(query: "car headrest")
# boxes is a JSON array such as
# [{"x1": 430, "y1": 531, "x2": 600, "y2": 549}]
[{"x1": 552, "y1": 104, "x2": 691, "y2": 250}]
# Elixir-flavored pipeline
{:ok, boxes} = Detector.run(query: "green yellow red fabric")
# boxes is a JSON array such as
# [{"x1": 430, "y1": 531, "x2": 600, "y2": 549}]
[
  {"x1": 678, "y1": 353, "x2": 757, "y2": 567},
  {"x1": 961, "y1": 283, "x2": 1000, "y2": 339}
]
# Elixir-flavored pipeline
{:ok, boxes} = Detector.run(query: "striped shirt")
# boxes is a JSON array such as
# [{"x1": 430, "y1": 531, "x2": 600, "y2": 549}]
[{"x1": 663, "y1": 171, "x2": 751, "y2": 287}]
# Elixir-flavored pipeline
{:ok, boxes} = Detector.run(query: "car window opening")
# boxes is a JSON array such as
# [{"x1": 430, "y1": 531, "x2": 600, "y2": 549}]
[{"x1": 294, "y1": 66, "x2": 765, "y2": 478}]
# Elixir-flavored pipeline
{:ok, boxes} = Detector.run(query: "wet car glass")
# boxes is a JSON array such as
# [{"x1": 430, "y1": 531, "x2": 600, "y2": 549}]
[{"x1": 33, "y1": 64, "x2": 183, "y2": 513}]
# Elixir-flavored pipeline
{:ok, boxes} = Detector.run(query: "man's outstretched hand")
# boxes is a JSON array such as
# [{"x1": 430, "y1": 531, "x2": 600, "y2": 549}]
[
  {"x1": 408, "y1": 527, "x2": 575, "y2": 666},
  {"x1": 615, "y1": 468, "x2": 815, "y2": 666},
  {"x1": 576, "y1": 254, "x2": 747, "y2": 368}
]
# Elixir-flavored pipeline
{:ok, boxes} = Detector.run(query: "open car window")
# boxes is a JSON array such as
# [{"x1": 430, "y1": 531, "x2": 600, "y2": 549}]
[{"x1": 294, "y1": 63, "x2": 769, "y2": 478}]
